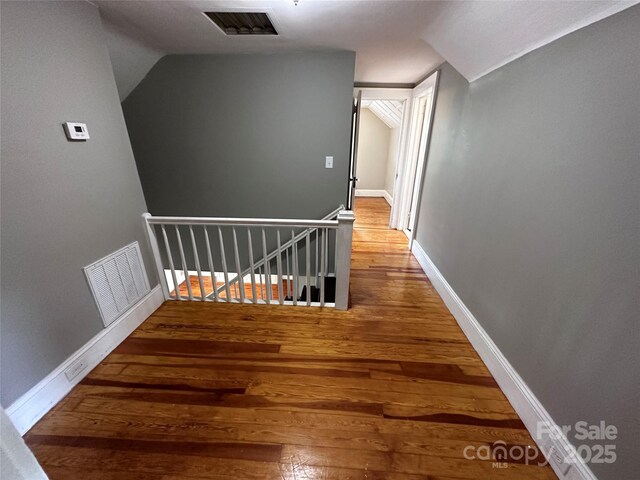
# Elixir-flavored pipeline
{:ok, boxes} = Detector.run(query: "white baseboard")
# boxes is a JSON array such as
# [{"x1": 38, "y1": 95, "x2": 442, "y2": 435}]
[
  {"x1": 411, "y1": 241, "x2": 597, "y2": 480},
  {"x1": 355, "y1": 189, "x2": 385, "y2": 197},
  {"x1": 355, "y1": 189, "x2": 393, "y2": 206},
  {"x1": 6, "y1": 285, "x2": 164, "y2": 435}
]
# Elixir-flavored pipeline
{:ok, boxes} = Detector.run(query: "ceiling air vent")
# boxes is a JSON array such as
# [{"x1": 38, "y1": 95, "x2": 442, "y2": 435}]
[{"x1": 204, "y1": 12, "x2": 278, "y2": 36}]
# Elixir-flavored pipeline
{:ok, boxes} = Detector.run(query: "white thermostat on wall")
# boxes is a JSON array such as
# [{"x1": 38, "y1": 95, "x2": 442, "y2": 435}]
[{"x1": 63, "y1": 122, "x2": 90, "y2": 141}]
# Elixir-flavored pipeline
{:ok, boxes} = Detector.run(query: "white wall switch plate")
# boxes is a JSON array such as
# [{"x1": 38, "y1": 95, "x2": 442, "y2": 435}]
[
  {"x1": 63, "y1": 122, "x2": 90, "y2": 141},
  {"x1": 325, "y1": 156, "x2": 334, "y2": 168}
]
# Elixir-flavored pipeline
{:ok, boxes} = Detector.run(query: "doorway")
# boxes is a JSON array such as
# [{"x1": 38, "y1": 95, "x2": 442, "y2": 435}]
[
  {"x1": 355, "y1": 99, "x2": 406, "y2": 210},
  {"x1": 348, "y1": 88, "x2": 412, "y2": 223},
  {"x1": 350, "y1": 71, "x2": 439, "y2": 247}
]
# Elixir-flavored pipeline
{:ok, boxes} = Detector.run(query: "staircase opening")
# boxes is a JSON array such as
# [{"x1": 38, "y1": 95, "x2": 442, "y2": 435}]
[
  {"x1": 143, "y1": 205, "x2": 354, "y2": 310},
  {"x1": 167, "y1": 270, "x2": 337, "y2": 304}
]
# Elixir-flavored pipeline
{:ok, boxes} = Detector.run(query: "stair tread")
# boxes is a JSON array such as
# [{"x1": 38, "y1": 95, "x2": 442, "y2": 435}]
[{"x1": 300, "y1": 277, "x2": 336, "y2": 303}]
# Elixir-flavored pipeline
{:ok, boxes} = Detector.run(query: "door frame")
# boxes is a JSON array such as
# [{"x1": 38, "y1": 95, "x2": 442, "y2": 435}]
[
  {"x1": 392, "y1": 71, "x2": 439, "y2": 247},
  {"x1": 351, "y1": 87, "x2": 413, "y2": 220}
]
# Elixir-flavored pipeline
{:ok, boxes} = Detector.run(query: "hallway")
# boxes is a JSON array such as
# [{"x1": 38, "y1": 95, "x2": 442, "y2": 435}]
[{"x1": 24, "y1": 198, "x2": 556, "y2": 479}]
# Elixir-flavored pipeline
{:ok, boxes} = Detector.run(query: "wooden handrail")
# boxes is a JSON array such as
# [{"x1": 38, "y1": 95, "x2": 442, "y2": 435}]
[{"x1": 146, "y1": 216, "x2": 339, "y2": 228}]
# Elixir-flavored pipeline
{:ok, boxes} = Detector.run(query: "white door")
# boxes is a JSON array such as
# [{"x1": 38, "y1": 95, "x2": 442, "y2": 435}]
[
  {"x1": 407, "y1": 90, "x2": 435, "y2": 248},
  {"x1": 390, "y1": 70, "x2": 439, "y2": 245}
]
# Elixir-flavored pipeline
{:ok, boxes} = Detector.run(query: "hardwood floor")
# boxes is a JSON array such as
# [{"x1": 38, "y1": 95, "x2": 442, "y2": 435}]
[
  {"x1": 172, "y1": 275, "x2": 292, "y2": 301},
  {"x1": 25, "y1": 198, "x2": 556, "y2": 479}
]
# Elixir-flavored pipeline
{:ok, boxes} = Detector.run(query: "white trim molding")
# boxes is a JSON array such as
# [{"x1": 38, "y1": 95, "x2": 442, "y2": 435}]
[
  {"x1": 355, "y1": 189, "x2": 393, "y2": 206},
  {"x1": 6, "y1": 285, "x2": 164, "y2": 435},
  {"x1": 355, "y1": 189, "x2": 386, "y2": 197},
  {"x1": 355, "y1": 87, "x2": 414, "y2": 102},
  {"x1": 411, "y1": 240, "x2": 597, "y2": 480}
]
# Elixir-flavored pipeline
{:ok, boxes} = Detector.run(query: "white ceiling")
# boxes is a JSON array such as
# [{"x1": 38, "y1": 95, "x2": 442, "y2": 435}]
[
  {"x1": 418, "y1": 0, "x2": 638, "y2": 81},
  {"x1": 95, "y1": 0, "x2": 638, "y2": 86},
  {"x1": 95, "y1": 0, "x2": 443, "y2": 84}
]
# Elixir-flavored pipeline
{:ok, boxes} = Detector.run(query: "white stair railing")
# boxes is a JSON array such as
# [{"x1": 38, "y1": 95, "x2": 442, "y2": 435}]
[
  {"x1": 213, "y1": 205, "x2": 344, "y2": 298},
  {"x1": 142, "y1": 207, "x2": 354, "y2": 310}
]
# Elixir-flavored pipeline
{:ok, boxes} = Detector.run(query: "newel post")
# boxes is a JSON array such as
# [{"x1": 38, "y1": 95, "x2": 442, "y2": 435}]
[
  {"x1": 142, "y1": 213, "x2": 170, "y2": 300},
  {"x1": 335, "y1": 209, "x2": 355, "y2": 310}
]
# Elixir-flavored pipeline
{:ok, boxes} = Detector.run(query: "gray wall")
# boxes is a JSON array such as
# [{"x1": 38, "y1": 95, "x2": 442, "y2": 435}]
[
  {"x1": 356, "y1": 109, "x2": 391, "y2": 190},
  {"x1": 101, "y1": 16, "x2": 164, "y2": 102},
  {"x1": 0, "y1": 1, "x2": 156, "y2": 407},
  {"x1": 122, "y1": 52, "x2": 355, "y2": 220},
  {"x1": 415, "y1": 7, "x2": 639, "y2": 480}
]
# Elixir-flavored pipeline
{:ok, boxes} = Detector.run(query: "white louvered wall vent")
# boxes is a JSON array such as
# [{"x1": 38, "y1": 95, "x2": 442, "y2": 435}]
[{"x1": 83, "y1": 242, "x2": 150, "y2": 327}]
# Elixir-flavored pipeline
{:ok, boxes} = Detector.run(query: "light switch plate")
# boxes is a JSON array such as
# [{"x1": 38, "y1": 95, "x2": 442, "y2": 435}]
[{"x1": 325, "y1": 156, "x2": 334, "y2": 169}]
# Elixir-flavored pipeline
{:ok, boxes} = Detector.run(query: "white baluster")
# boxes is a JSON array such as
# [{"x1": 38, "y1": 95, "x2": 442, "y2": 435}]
[
  {"x1": 291, "y1": 229, "x2": 298, "y2": 306},
  {"x1": 315, "y1": 228, "x2": 319, "y2": 278},
  {"x1": 258, "y1": 265, "x2": 264, "y2": 301},
  {"x1": 232, "y1": 227, "x2": 245, "y2": 303},
  {"x1": 276, "y1": 229, "x2": 284, "y2": 304},
  {"x1": 261, "y1": 228, "x2": 272, "y2": 304},
  {"x1": 320, "y1": 228, "x2": 326, "y2": 307},
  {"x1": 325, "y1": 228, "x2": 330, "y2": 275},
  {"x1": 189, "y1": 226, "x2": 206, "y2": 301},
  {"x1": 305, "y1": 228, "x2": 311, "y2": 306},
  {"x1": 247, "y1": 229, "x2": 257, "y2": 303},
  {"x1": 204, "y1": 226, "x2": 219, "y2": 302},
  {"x1": 285, "y1": 248, "x2": 291, "y2": 300},
  {"x1": 160, "y1": 225, "x2": 181, "y2": 300},
  {"x1": 175, "y1": 226, "x2": 193, "y2": 301},
  {"x1": 218, "y1": 227, "x2": 232, "y2": 301}
]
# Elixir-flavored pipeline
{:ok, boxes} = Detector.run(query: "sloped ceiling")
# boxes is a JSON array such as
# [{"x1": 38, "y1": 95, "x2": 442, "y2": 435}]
[
  {"x1": 95, "y1": 0, "x2": 638, "y2": 95},
  {"x1": 418, "y1": 0, "x2": 638, "y2": 81},
  {"x1": 363, "y1": 101, "x2": 404, "y2": 129}
]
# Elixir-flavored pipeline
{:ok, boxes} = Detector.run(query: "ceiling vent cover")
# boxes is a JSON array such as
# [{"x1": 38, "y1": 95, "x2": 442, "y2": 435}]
[
  {"x1": 84, "y1": 242, "x2": 150, "y2": 327},
  {"x1": 204, "y1": 12, "x2": 278, "y2": 36}
]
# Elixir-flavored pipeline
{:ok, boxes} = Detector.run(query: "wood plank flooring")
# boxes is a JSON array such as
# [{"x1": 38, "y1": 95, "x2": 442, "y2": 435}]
[
  {"x1": 25, "y1": 198, "x2": 556, "y2": 479},
  {"x1": 172, "y1": 276, "x2": 291, "y2": 301}
]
